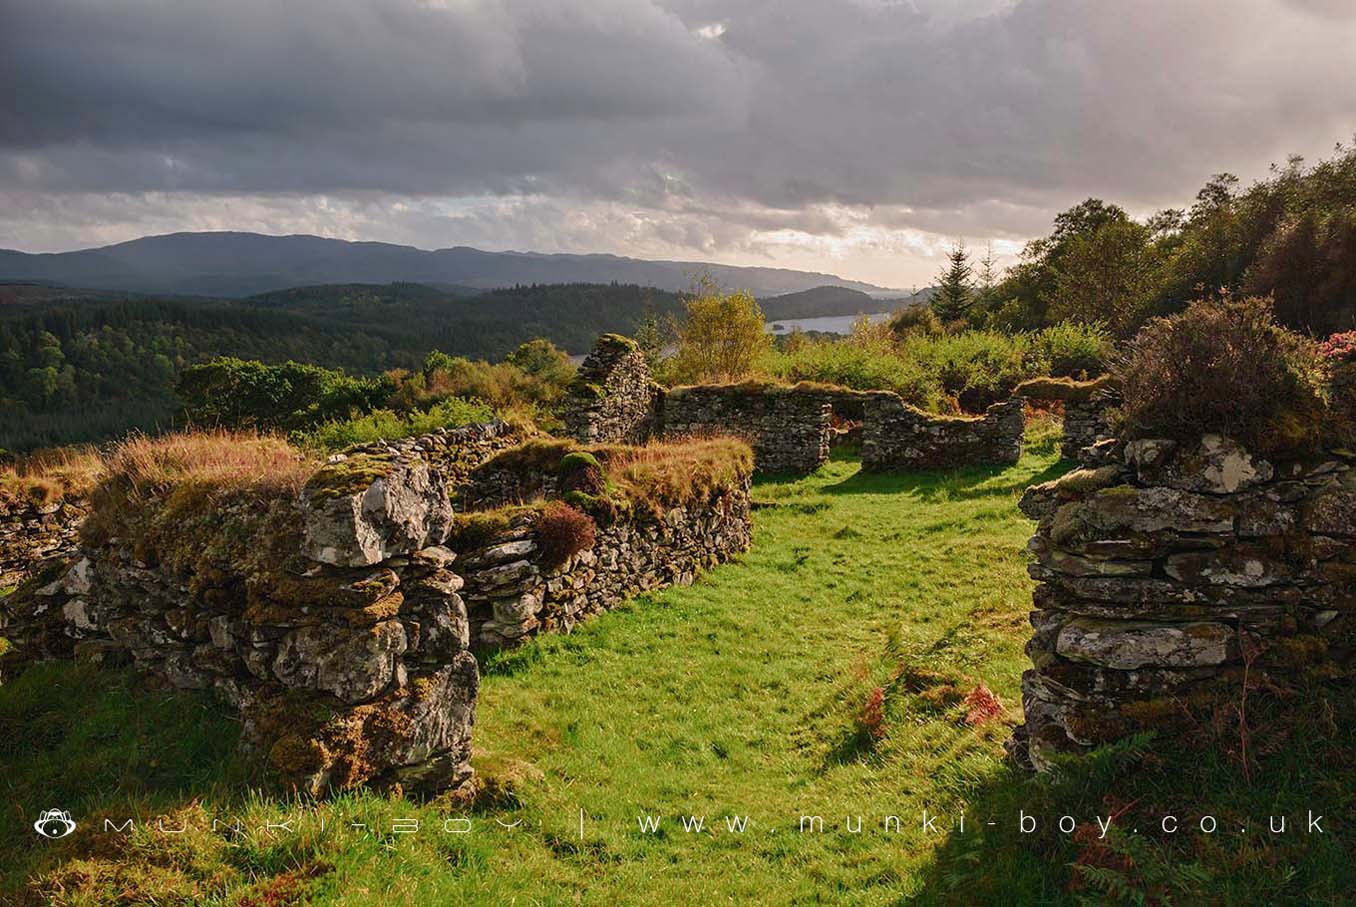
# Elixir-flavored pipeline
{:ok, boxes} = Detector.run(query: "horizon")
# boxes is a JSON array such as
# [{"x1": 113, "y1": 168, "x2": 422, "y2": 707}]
[{"x1": 7, "y1": 1, "x2": 1356, "y2": 287}]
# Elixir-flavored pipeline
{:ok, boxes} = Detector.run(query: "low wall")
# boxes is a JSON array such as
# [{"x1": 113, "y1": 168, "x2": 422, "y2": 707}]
[
  {"x1": 661, "y1": 384, "x2": 831, "y2": 474},
  {"x1": 460, "y1": 489, "x2": 751, "y2": 648},
  {"x1": 1, "y1": 425, "x2": 753, "y2": 796},
  {"x1": 861, "y1": 395, "x2": 1024, "y2": 471},
  {"x1": 1009, "y1": 434, "x2": 1356, "y2": 770},
  {"x1": 1014, "y1": 376, "x2": 1118, "y2": 462},
  {"x1": 0, "y1": 496, "x2": 86, "y2": 588}
]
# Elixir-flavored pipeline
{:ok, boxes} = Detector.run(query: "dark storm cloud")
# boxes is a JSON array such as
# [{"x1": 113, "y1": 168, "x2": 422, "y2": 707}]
[{"x1": 3, "y1": 0, "x2": 1356, "y2": 280}]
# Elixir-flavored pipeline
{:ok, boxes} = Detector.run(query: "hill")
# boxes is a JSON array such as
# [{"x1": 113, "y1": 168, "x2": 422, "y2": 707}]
[
  {"x1": 0, "y1": 232, "x2": 896, "y2": 299},
  {"x1": 0, "y1": 281, "x2": 686, "y2": 451}
]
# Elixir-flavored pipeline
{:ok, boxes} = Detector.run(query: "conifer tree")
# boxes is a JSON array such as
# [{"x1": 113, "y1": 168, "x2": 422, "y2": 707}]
[{"x1": 931, "y1": 242, "x2": 974, "y2": 323}]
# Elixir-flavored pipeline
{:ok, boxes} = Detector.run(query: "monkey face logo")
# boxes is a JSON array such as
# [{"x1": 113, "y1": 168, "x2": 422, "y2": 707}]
[{"x1": 34, "y1": 809, "x2": 76, "y2": 839}]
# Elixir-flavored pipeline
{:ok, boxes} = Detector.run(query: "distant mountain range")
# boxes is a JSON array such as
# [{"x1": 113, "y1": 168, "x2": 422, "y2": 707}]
[{"x1": 0, "y1": 232, "x2": 899, "y2": 300}]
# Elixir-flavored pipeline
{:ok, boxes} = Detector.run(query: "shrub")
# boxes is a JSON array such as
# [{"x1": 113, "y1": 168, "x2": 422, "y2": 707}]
[
  {"x1": 295, "y1": 397, "x2": 494, "y2": 452},
  {"x1": 1035, "y1": 322, "x2": 1114, "y2": 378},
  {"x1": 904, "y1": 330, "x2": 1041, "y2": 412},
  {"x1": 1320, "y1": 331, "x2": 1356, "y2": 362},
  {"x1": 889, "y1": 305, "x2": 943, "y2": 338},
  {"x1": 761, "y1": 340, "x2": 944, "y2": 410},
  {"x1": 1114, "y1": 296, "x2": 1329, "y2": 457},
  {"x1": 535, "y1": 501, "x2": 597, "y2": 568}
]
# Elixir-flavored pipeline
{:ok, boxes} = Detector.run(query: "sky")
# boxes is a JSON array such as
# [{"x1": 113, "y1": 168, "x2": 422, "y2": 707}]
[{"x1": 4, "y1": 0, "x2": 1356, "y2": 289}]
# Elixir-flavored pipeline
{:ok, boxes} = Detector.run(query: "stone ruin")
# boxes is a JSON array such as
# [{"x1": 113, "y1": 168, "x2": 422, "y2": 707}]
[
  {"x1": 1, "y1": 420, "x2": 753, "y2": 796},
  {"x1": 861, "y1": 394, "x2": 1025, "y2": 471},
  {"x1": 1014, "y1": 375, "x2": 1119, "y2": 462},
  {"x1": 565, "y1": 334, "x2": 1029, "y2": 474},
  {"x1": 563, "y1": 334, "x2": 660, "y2": 444},
  {"x1": 1010, "y1": 433, "x2": 1356, "y2": 770},
  {"x1": 0, "y1": 493, "x2": 86, "y2": 589}
]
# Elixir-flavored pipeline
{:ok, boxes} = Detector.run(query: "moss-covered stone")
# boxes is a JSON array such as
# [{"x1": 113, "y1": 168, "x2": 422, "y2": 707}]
[{"x1": 302, "y1": 453, "x2": 396, "y2": 502}]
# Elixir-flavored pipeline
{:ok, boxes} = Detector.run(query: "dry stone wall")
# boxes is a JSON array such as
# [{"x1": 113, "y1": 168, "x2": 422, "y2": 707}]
[
  {"x1": 861, "y1": 395, "x2": 1024, "y2": 471},
  {"x1": 0, "y1": 496, "x2": 86, "y2": 588},
  {"x1": 1, "y1": 421, "x2": 752, "y2": 796},
  {"x1": 564, "y1": 335, "x2": 659, "y2": 444},
  {"x1": 1010, "y1": 433, "x2": 1356, "y2": 770},
  {"x1": 661, "y1": 384, "x2": 832, "y2": 474},
  {"x1": 460, "y1": 489, "x2": 751, "y2": 648}
]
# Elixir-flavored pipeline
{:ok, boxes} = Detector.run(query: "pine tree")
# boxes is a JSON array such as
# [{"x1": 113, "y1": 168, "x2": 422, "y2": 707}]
[{"x1": 931, "y1": 242, "x2": 974, "y2": 323}]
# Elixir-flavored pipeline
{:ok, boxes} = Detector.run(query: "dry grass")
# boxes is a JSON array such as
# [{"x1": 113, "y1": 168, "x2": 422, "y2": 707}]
[
  {"x1": 101, "y1": 431, "x2": 315, "y2": 499},
  {"x1": 81, "y1": 431, "x2": 318, "y2": 563},
  {"x1": 603, "y1": 437, "x2": 753, "y2": 511},
  {"x1": 1012, "y1": 374, "x2": 1115, "y2": 403},
  {"x1": 0, "y1": 446, "x2": 105, "y2": 508}
]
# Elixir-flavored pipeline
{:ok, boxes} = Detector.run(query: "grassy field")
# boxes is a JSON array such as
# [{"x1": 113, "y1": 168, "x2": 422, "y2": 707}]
[{"x1": 3, "y1": 428, "x2": 1354, "y2": 905}]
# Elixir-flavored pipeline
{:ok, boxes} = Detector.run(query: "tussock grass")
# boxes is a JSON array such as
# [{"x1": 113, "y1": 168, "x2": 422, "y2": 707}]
[{"x1": 0, "y1": 446, "x2": 105, "y2": 508}]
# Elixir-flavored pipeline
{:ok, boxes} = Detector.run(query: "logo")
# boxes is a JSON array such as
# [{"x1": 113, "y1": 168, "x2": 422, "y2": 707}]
[{"x1": 34, "y1": 809, "x2": 76, "y2": 839}]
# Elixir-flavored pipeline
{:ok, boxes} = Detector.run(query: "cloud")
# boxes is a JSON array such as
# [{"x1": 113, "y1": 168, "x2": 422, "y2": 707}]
[{"x1": 3, "y1": 0, "x2": 1356, "y2": 285}]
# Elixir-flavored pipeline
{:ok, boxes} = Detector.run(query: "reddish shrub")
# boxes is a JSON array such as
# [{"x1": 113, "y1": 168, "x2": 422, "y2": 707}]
[
  {"x1": 1320, "y1": 331, "x2": 1356, "y2": 361},
  {"x1": 535, "y1": 501, "x2": 596, "y2": 568},
  {"x1": 962, "y1": 684, "x2": 1005, "y2": 726},
  {"x1": 1114, "y1": 296, "x2": 1329, "y2": 457},
  {"x1": 859, "y1": 686, "x2": 886, "y2": 740}
]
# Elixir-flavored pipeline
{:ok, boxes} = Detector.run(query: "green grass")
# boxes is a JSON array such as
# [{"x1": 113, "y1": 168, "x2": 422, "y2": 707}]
[{"x1": 2, "y1": 440, "x2": 1353, "y2": 905}]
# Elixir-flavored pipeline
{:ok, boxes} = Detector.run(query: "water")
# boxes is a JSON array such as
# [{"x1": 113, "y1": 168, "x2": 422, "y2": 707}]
[{"x1": 765, "y1": 312, "x2": 891, "y2": 335}]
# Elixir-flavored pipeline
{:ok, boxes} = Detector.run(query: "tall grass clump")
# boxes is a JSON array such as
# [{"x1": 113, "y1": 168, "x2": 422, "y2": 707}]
[
  {"x1": 1114, "y1": 296, "x2": 1329, "y2": 457},
  {"x1": 0, "y1": 446, "x2": 105, "y2": 508}
]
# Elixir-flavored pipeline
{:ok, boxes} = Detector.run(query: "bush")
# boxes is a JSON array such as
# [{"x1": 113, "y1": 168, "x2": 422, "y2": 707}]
[
  {"x1": 535, "y1": 501, "x2": 597, "y2": 568},
  {"x1": 889, "y1": 305, "x2": 942, "y2": 337},
  {"x1": 1320, "y1": 331, "x2": 1356, "y2": 362},
  {"x1": 1035, "y1": 322, "x2": 1113, "y2": 378},
  {"x1": 904, "y1": 330, "x2": 1041, "y2": 412},
  {"x1": 1114, "y1": 296, "x2": 1329, "y2": 457},
  {"x1": 294, "y1": 397, "x2": 494, "y2": 452},
  {"x1": 761, "y1": 340, "x2": 944, "y2": 410}
]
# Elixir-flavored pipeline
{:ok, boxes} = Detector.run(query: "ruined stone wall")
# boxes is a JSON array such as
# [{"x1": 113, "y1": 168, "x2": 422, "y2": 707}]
[
  {"x1": 1010, "y1": 434, "x2": 1356, "y2": 770},
  {"x1": 460, "y1": 488, "x2": 752, "y2": 648},
  {"x1": 1061, "y1": 398, "x2": 1116, "y2": 462},
  {"x1": 0, "y1": 496, "x2": 86, "y2": 588},
  {"x1": 861, "y1": 395, "x2": 1024, "y2": 471},
  {"x1": 2, "y1": 423, "x2": 752, "y2": 796},
  {"x1": 1014, "y1": 376, "x2": 1119, "y2": 462},
  {"x1": 564, "y1": 334, "x2": 660, "y2": 444},
  {"x1": 661, "y1": 384, "x2": 832, "y2": 474}
]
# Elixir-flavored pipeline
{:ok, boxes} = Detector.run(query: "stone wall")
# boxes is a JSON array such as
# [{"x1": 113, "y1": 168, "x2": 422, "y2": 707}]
[
  {"x1": 661, "y1": 383, "x2": 832, "y2": 474},
  {"x1": 564, "y1": 334, "x2": 659, "y2": 444},
  {"x1": 1014, "y1": 376, "x2": 1119, "y2": 462},
  {"x1": 0, "y1": 496, "x2": 86, "y2": 588},
  {"x1": 1009, "y1": 434, "x2": 1356, "y2": 770},
  {"x1": 861, "y1": 395, "x2": 1024, "y2": 471},
  {"x1": 460, "y1": 489, "x2": 751, "y2": 648},
  {"x1": 1, "y1": 424, "x2": 752, "y2": 796}
]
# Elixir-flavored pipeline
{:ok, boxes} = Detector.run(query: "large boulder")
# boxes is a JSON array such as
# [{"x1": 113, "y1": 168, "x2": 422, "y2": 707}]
[{"x1": 300, "y1": 454, "x2": 454, "y2": 567}]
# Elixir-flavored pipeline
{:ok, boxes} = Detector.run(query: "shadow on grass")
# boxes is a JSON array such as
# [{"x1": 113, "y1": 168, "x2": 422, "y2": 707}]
[
  {"x1": 821, "y1": 459, "x2": 1071, "y2": 501},
  {"x1": 0, "y1": 661, "x2": 251, "y2": 896},
  {"x1": 906, "y1": 686, "x2": 1356, "y2": 906}
]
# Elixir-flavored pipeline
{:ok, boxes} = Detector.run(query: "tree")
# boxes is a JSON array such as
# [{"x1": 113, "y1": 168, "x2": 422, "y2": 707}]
[
  {"x1": 506, "y1": 338, "x2": 572, "y2": 382},
  {"x1": 931, "y1": 242, "x2": 974, "y2": 324},
  {"x1": 671, "y1": 275, "x2": 770, "y2": 383},
  {"x1": 634, "y1": 306, "x2": 669, "y2": 372},
  {"x1": 1048, "y1": 219, "x2": 1160, "y2": 338}
]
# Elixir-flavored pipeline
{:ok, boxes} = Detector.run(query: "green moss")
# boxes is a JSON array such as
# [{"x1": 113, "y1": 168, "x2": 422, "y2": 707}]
[
  {"x1": 572, "y1": 381, "x2": 606, "y2": 400},
  {"x1": 1013, "y1": 374, "x2": 1115, "y2": 403},
  {"x1": 595, "y1": 333, "x2": 639, "y2": 354},
  {"x1": 558, "y1": 451, "x2": 602, "y2": 476},
  {"x1": 302, "y1": 453, "x2": 395, "y2": 502}
]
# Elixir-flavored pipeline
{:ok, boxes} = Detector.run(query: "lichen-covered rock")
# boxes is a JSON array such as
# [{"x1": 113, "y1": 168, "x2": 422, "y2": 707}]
[
  {"x1": 301, "y1": 455, "x2": 453, "y2": 567},
  {"x1": 273, "y1": 620, "x2": 407, "y2": 703},
  {"x1": 1010, "y1": 435, "x2": 1356, "y2": 770}
]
